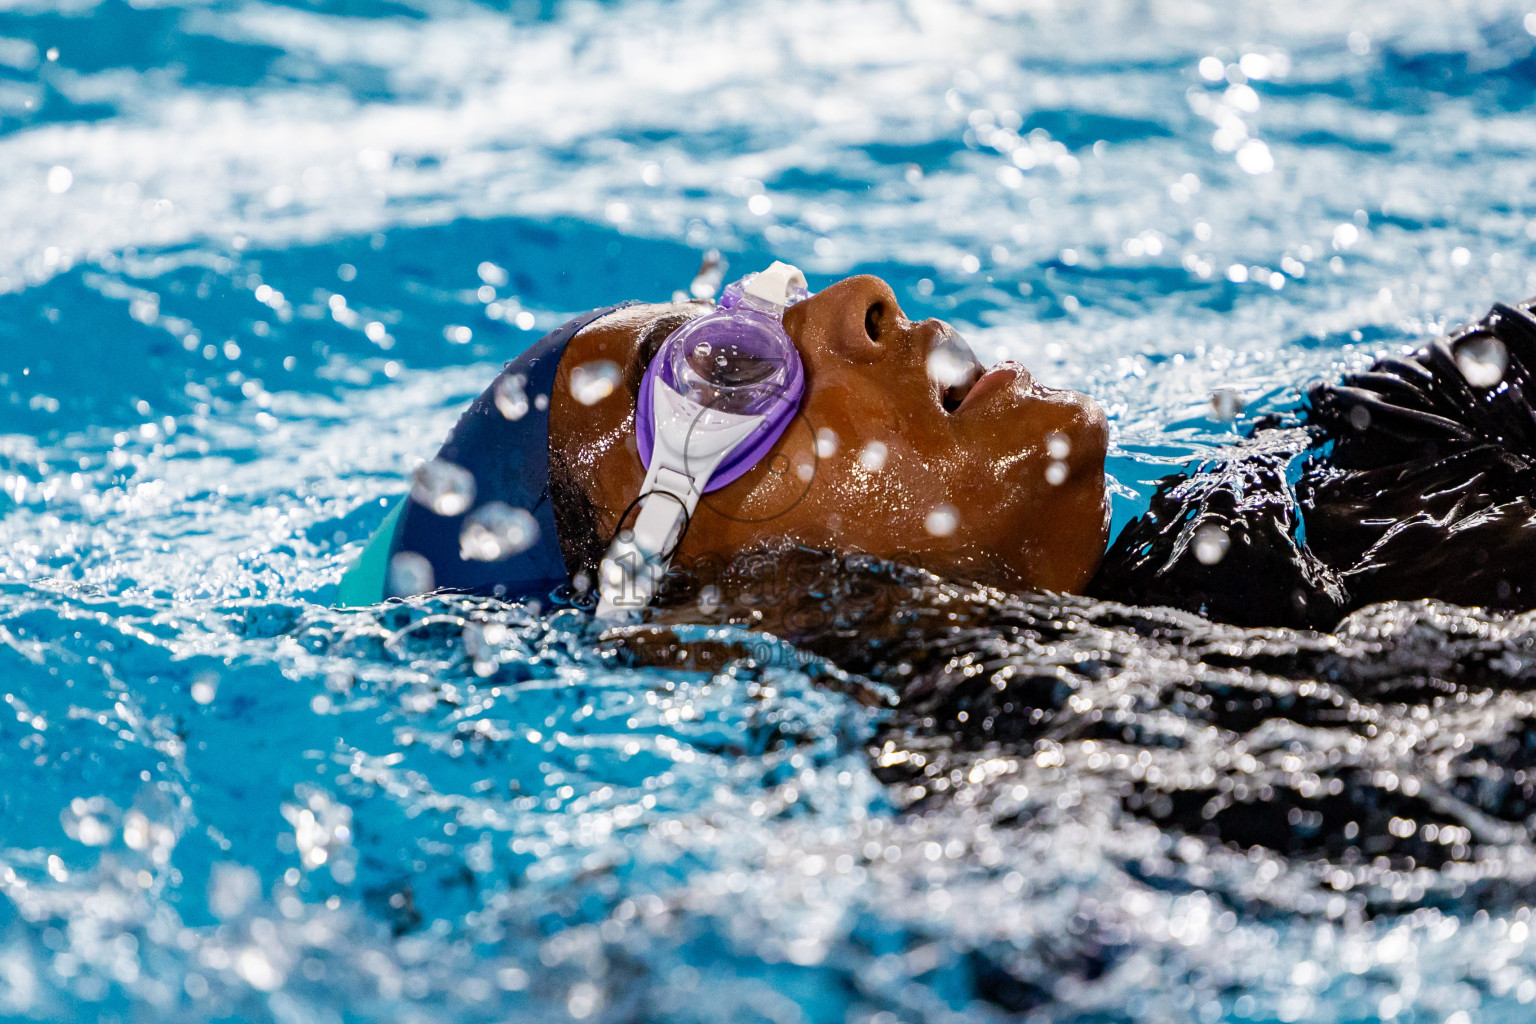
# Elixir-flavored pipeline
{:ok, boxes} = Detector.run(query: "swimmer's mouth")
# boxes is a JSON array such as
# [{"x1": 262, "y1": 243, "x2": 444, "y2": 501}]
[
  {"x1": 934, "y1": 335, "x2": 986, "y2": 413},
  {"x1": 941, "y1": 373, "x2": 979, "y2": 412},
  {"x1": 954, "y1": 364, "x2": 1021, "y2": 414}
]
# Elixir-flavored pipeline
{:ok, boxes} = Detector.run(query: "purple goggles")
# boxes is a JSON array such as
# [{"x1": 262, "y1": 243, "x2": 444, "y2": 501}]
[{"x1": 636, "y1": 268, "x2": 809, "y2": 490}]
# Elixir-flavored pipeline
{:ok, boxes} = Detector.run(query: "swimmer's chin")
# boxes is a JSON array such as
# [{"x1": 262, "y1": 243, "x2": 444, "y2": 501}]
[
  {"x1": 1018, "y1": 418, "x2": 1111, "y2": 594},
  {"x1": 1059, "y1": 389, "x2": 1108, "y2": 459},
  {"x1": 1017, "y1": 384, "x2": 1110, "y2": 508}
]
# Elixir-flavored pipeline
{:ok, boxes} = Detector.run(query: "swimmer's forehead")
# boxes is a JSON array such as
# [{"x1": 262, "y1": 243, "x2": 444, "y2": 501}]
[{"x1": 576, "y1": 300, "x2": 706, "y2": 338}]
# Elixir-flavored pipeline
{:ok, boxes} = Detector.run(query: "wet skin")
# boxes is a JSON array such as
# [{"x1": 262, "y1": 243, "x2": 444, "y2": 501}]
[{"x1": 550, "y1": 274, "x2": 1110, "y2": 594}]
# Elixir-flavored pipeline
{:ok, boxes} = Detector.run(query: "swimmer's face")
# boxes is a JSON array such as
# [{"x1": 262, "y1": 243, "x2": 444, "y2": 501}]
[{"x1": 551, "y1": 274, "x2": 1109, "y2": 593}]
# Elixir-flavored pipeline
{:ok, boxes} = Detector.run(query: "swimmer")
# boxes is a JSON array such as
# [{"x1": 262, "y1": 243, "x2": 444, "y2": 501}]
[{"x1": 340, "y1": 258, "x2": 1536, "y2": 630}]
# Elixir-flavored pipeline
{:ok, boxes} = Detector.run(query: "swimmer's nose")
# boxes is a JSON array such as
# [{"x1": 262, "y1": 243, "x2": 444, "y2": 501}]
[
  {"x1": 784, "y1": 274, "x2": 905, "y2": 364},
  {"x1": 784, "y1": 273, "x2": 985, "y2": 405}
]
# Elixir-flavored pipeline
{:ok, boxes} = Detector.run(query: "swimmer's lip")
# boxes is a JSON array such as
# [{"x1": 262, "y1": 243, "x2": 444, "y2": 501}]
[{"x1": 955, "y1": 363, "x2": 1020, "y2": 413}]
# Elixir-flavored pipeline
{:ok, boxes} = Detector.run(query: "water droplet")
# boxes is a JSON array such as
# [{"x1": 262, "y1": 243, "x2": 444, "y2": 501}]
[
  {"x1": 859, "y1": 441, "x2": 888, "y2": 472},
  {"x1": 495, "y1": 373, "x2": 530, "y2": 420},
  {"x1": 925, "y1": 504, "x2": 958, "y2": 537},
  {"x1": 191, "y1": 672, "x2": 218, "y2": 705},
  {"x1": 1193, "y1": 523, "x2": 1229, "y2": 565},
  {"x1": 570, "y1": 360, "x2": 620, "y2": 406},
  {"x1": 1348, "y1": 405, "x2": 1371, "y2": 432},
  {"x1": 61, "y1": 796, "x2": 115, "y2": 846},
  {"x1": 1226, "y1": 84, "x2": 1260, "y2": 113},
  {"x1": 815, "y1": 429, "x2": 839, "y2": 459},
  {"x1": 1455, "y1": 335, "x2": 1507, "y2": 388},
  {"x1": 1210, "y1": 388, "x2": 1244, "y2": 422},
  {"x1": 567, "y1": 981, "x2": 601, "y2": 1019},
  {"x1": 122, "y1": 810, "x2": 152, "y2": 850},
  {"x1": 1046, "y1": 431, "x2": 1071, "y2": 460},
  {"x1": 1239, "y1": 53, "x2": 1273, "y2": 80},
  {"x1": 689, "y1": 250, "x2": 727, "y2": 299},
  {"x1": 444, "y1": 325, "x2": 472, "y2": 344},
  {"x1": 236, "y1": 947, "x2": 283, "y2": 991},
  {"x1": 388, "y1": 551, "x2": 435, "y2": 597},
  {"x1": 410, "y1": 459, "x2": 476, "y2": 516},
  {"x1": 477, "y1": 261, "x2": 508, "y2": 287},
  {"x1": 1045, "y1": 460, "x2": 1068, "y2": 485},
  {"x1": 927, "y1": 348, "x2": 970, "y2": 389},
  {"x1": 46, "y1": 165, "x2": 72, "y2": 194},
  {"x1": 209, "y1": 863, "x2": 260, "y2": 919},
  {"x1": 459, "y1": 503, "x2": 539, "y2": 562}
]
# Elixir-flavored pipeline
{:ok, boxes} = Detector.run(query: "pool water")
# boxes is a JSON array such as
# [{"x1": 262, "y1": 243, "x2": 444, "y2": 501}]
[{"x1": 5, "y1": 0, "x2": 1536, "y2": 1020}]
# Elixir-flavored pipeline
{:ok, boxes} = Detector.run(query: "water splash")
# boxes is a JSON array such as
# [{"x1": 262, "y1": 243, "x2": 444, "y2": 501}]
[{"x1": 4, "y1": 0, "x2": 1536, "y2": 1019}]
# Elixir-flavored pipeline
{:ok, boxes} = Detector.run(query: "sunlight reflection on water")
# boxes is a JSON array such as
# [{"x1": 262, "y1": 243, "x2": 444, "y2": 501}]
[{"x1": 5, "y1": 0, "x2": 1536, "y2": 1019}]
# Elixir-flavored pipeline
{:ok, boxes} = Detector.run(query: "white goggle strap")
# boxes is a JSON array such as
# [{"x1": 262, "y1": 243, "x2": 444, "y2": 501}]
[
  {"x1": 595, "y1": 464, "x2": 696, "y2": 620},
  {"x1": 595, "y1": 383, "x2": 764, "y2": 621}
]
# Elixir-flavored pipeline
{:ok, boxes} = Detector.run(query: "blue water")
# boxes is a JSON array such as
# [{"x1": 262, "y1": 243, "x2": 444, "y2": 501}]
[{"x1": 7, "y1": 0, "x2": 1536, "y2": 1020}]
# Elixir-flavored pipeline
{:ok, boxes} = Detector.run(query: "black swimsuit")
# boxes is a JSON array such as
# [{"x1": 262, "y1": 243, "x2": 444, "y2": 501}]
[{"x1": 1090, "y1": 299, "x2": 1536, "y2": 628}]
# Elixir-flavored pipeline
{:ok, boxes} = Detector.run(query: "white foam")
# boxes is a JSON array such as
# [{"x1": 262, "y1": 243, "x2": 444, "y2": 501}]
[{"x1": 8, "y1": 0, "x2": 1527, "y2": 305}]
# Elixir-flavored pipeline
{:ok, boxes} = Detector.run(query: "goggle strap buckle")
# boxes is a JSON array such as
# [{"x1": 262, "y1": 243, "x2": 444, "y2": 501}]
[{"x1": 595, "y1": 466, "x2": 703, "y2": 621}]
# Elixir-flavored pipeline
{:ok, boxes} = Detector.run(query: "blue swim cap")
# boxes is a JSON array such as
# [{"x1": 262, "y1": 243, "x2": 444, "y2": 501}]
[{"x1": 337, "y1": 303, "x2": 633, "y2": 606}]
